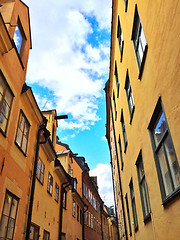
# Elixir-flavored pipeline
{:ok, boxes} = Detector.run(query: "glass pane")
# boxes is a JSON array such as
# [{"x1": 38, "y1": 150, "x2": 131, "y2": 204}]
[
  {"x1": 34, "y1": 227, "x2": 39, "y2": 240},
  {"x1": 138, "y1": 161, "x2": 144, "y2": 180},
  {"x1": 0, "y1": 215, "x2": 8, "y2": 238},
  {"x1": 158, "y1": 146, "x2": 173, "y2": 196},
  {"x1": 5, "y1": 90, "x2": 12, "y2": 107},
  {"x1": 137, "y1": 41, "x2": 143, "y2": 63},
  {"x1": 24, "y1": 122, "x2": 29, "y2": 138},
  {"x1": 140, "y1": 27, "x2": 146, "y2": 51},
  {"x1": 6, "y1": 218, "x2": 15, "y2": 239},
  {"x1": 21, "y1": 136, "x2": 27, "y2": 153},
  {"x1": 164, "y1": 135, "x2": 180, "y2": 188},
  {"x1": 14, "y1": 25, "x2": 23, "y2": 53},
  {"x1": 0, "y1": 117, "x2": 7, "y2": 132},
  {"x1": 19, "y1": 114, "x2": 24, "y2": 131},
  {"x1": 36, "y1": 159, "x2": 41, "y2": 179},
  {"x1": 30, "y1": 225, "x2": 34, "y2": 240},
  {"x1": 3, "y1": 194, "x2": 12, "y2": 216},
  {"x1": 153, "y1": 111, "x2": 168, "y2": 147},
  {"x1": 10, "y1": 199, "x2": 18, "y2": 219},
  {"x1": 16, "y1": 128, "x2": 23, "y2": 147},
  {"x1": 141, "y1": 180, "x2": 150, "y2": 216}
]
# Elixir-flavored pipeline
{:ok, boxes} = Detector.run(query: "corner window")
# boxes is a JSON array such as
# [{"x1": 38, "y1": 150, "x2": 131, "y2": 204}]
[
  {"x1": 47, "y1": 172, "x2": 53, "y2": 195},
  {"x1": 13, "y1": 18, "x2": 26, "y2": 56},
  {"x1": 118, "y1": 135, "x2": 124, "y2": 170},
  {"x1": 113, "y1": 92, "x2": 117, "y2": 121},
  {"x1": 120, "y1": 110, "x2": 128, "y2": 152},
  {"x1": 36, "y1": 158, "x2": 45, "y2": 184},
  {"x1": 125, "y1": 194, "x2": 132, "y2": 236},
  {"x1": 0, "y1": 71, "x2": 13, "y2": 135},
  {"x1": 62, "y1": 190, "x2": 67, "y2": 209},
  {"x1": 117, "y1": 17, "x2": 124, "y2": 61},
  {"x1": 15, "y1": 110, "x2": 30, "y2": 154},
  {"x1": 125, "y1": 70, "x2": 135, "y2": 122},
  {"x1": 0, "y1": 191, "x2": 19, "y2": 240},
  {"x1": 132, "y1": 6, "x2": 147, "y2": 78},
  {"x1": 55, "y1": 183, "x2": 59, "y2": 202},
  {"x1": 148, "y1": 98, "x2": 180, "y2": 203},
  {"x1": 129, "y1": 179, "x2": 138, "y2": 231},
  {"x1": 43, "y1": 230, "x2": 50, "y2": 240},
  {"x1": 114, "y1": 62, "x2": 120, "y2": 97},
  {"x1": 73, "y1": 200, "x2": 76, "y2": 217},
  {"x1": 136, "y1": 151, "x2": 151, "y2": 221}
]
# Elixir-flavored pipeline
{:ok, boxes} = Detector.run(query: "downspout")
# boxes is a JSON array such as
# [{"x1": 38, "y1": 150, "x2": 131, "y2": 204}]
[
  {"x1": 59, "y1": 182, "x2": 71, "y2": 240},
  {"x1": 25, "y1": 117, "x2": 49, "y2": 240},
  {"x1": 109, "y1": 97, "x2": 128, "y2": 240}
]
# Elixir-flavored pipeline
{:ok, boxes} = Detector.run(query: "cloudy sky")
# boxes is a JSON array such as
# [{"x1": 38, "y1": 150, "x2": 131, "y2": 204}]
[{"x1": 25, "y1": 0, "x2": 114, "y2": 206}]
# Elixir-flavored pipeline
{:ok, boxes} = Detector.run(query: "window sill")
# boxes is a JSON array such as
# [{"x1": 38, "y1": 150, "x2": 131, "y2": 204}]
[
  {"x1": 124, "y1": 142, "x2": 128, "y2": 153},
  {"x1": 15, "y1": 142, "x2": 27, "y2": 157},
  {"x1": 162, "y1": 186, "x2": 180, "y2": 207},
  {"x1": 47, "y1": 190, "x2": 52, "y2": 197}
]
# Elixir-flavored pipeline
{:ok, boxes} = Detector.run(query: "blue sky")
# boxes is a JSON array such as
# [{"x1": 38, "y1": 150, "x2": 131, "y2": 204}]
[{"x1": 25, "y1": 0, "x2": 113, "y2": 206}]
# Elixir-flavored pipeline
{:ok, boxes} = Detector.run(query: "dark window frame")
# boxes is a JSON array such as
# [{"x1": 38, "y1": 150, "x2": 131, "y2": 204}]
[
  {"x1": 43, "y1": 230, "x2": 50, "y2": 240},
  {"x1": 117, "y1": 17, "x2": 124, "y2": 62},
  {"x1": 120, "y1": 110, "x2": 128, "y2": 153},
  {"x1": 0, "y1": 190, "x2": 19, "y2": 240},
  {"x1": 125, "y1": 70, "x2": 135, "y2": 123},
  {"x1": 131, "y1": 5, "x2": 148, "y2": 79},
  {"x1": 62, "y1": 189, "x2": 67, "y2": 209},
  {"x1": 129, "y1": 179, "x2": 138, "y2": 231},
  {"x1": 36, "y1": 158, "x2": 45, "y2": 185},
  {"x1": 118, "y1": 134, "x2": 124, "y2": 170},
  {"x1": 0, "y1": 70, "x2": 14, "y2": 136},
  {"x1": 136, "y1": 150, "x2": 151, "y2": 223},
  {"x1": 125, "y1": 194, "x2": 132, "y2": 236},
  {"x1": 47, "y1": 172, "x2": 53, "y2": 196},
  {"x1": 114, "y1": 62, "x2": 120, "y2": 97},
  {"x1": 113, "y1": 92, "x2": 117, "y2": 121},
  {"x1": 30, "y1": 223, "x2": 40, "y2": 240},
  {"x1": 15, "y1": 110, "x2": 30, "y2": 155},
  {"x1": 77, "y1": 205, "x2": 79, "y2": 221},
  {"x1": 148, "y1": 97, "x2": 180, "y2": 205},
  {"x1": 124, "y1": 0, "x2": 128, "y2": 12}
]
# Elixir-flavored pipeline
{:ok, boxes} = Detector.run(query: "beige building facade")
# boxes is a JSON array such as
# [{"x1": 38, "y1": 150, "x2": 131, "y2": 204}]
[{"x1": 105, "y1": 0, "x2": 180, "y2": 240}]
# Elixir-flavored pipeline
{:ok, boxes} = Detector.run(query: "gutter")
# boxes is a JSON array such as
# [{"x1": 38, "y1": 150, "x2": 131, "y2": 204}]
[{"x1": 25, "y1": 116, "x2": 50, "y2": 240}]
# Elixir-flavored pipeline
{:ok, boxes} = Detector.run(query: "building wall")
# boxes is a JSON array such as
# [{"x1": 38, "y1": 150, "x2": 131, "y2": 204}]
[
  {"x1": 107, "y1": 0, "x2": 180, "y2": 239},
  {"x1": 0, "y1": 1, "x2": 41, "y2": 240},
  {"x1": 83, "y1": 171, "x2": 102, "y2": 240}
]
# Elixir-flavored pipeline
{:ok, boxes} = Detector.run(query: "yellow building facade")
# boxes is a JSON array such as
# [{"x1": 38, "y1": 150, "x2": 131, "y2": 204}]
[{"x1": 105, "y1": 0, "x2": 180, "y2": 240}]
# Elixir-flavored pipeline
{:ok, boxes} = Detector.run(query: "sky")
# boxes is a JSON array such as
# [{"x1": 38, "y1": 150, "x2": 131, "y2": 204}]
[{"x1": 25, "y1": 0, "x2": 114, "y2": 207}]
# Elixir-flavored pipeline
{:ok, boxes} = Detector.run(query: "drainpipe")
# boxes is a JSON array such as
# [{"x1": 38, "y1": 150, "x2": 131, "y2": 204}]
[
  {"x1": 25, "y1": 117, "x2": 50, "y2": 240},
  {"x1": 59, "y1": 181, "x2": 71, "y2": 240}
]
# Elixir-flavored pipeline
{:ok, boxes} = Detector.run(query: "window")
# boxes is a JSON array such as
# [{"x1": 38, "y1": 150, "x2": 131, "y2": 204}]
[
  {"x1": 62, "y1": 190, "x2": 67, "y2": 209},
  {"x1": 73, "y1": 200, "x2": 76, "y2": 217},
  {"x1": 148, "y1": 98, "x2": 180, "y2": 203},
  {"x1": 132, "y1": 6, "x2": 147, "y2": 78},
  {"x1": 0, "y1": 191, "x2": 19, "y2": 240},
  {"x1": 93, "y1": 196, "x2": 97, "y2": 210},
  {"x1": 43, "y1": 230, "x2": 50, "y2": 240},
  {"x1": 55, "y1": 183, "x2": 59, "y2": 202},
  {"x1": 117, "y1": 17, "x2": 124, "y2": 61},
  {"x1": 125, "y1": 70, "x2": 135, "y2": 122},
  {"x1": 120, "y1": 110, "x2": 128, "y2": 152},
  {"x1": 129, "y1": 179, "x2": 138, "y2": 231},
  {"x1": 47, "y1": 172, "x2": 53, "y2": 195},
  {"x1": 15, "y1": 111, "x2": 30, "y2": 154},
  {"x1": 113, "y1": 92, "x2": 117, "y2": 121},
  {"x1": 30, "y1": 224, "x2": 39, "y2": 240},
  {"x1": 36, "y1": 158, "x2": 45, "y2": 184},
  {"x1": 0, "y1": 71, "x2": 13, "y2": 135},
  {"x1": 124, "y1": 0, "x2": 128, "y2": 12},
  {"x1": 114, "y1": 62, "x2": 120, "y2": 97},
  {"x1": 83, "y1": 182, "x2": 85, "y2": 196},
  {"x1": 13, "y1": 18, "x2": 26, "y2": 56},
  {"x1": 118, "y1": 135, "x2": 124, "y2": 170},
  {"x1": 77, "y1": 205, "x2": 79, "y2": 221},
  {"x1": 136, "y1": 151, "x2": 151, "y2": 221},
  {"x1": 80, "y1": 209, "x2": 83, "y2": 225},
  {"x1": 73, "y1": 178, "x2": 77, "y2": 191}
]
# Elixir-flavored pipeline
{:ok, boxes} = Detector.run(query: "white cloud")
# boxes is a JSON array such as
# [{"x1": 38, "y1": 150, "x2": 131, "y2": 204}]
[
  {"x1": 25, "y1": 0, "x2": 111, "y2": 131},
  {"x1": 102, "y1": 136, "x2": 106, "y2": 141},
  {"x1": 90, "y1": 163, "x2": 114, "y2": 207}
]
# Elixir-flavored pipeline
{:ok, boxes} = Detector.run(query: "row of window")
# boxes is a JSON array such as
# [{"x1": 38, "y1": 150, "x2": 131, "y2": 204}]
[
  {"x1": 118, "y1": 99, "x2": 180, "y2": 235},
  {"x1": 83, "y1": 183, "x2": 99, "y2": 212},
  {"x1": 0, "y1": 71, "x2": 30, "y2": 155},
  {"x1": 84, "y1": 211, "x2": 101, "y2": 234},
  {"x1": 30, "y1": 224, "x2": 50, "y2": 240},
  {"x1": 36, "y1": 158, "x2": 60, "y2": 202},
  {"x1": 117, "y1": 5, "x2": 147, "y2": 78},
  {"x1": 72, "y1": 200, "x2": 83, "y2": 224}
]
